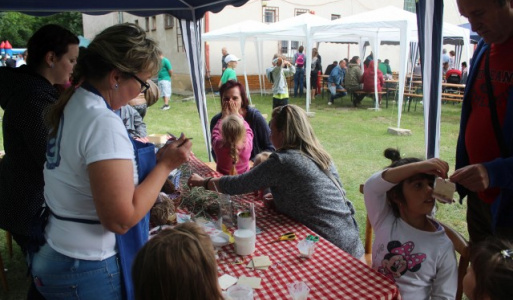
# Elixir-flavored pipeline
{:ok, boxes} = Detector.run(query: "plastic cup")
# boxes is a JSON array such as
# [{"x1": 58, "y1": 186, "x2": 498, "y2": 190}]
[
  {"x1": 297, "y1": 239, "x2": 316, "y2": 258},
  {"x1": 227, "y1": 284, "x2": 254, "y2": 300},
  {"x1": 287, "y1": 281, "x2": 310, "y2": 300},
  {"x1": 233, "y1": 229, "x2": 255, "y2": 256},
  {"x1": 237, "y1": 211, "x2": 256, "y2": 234}
]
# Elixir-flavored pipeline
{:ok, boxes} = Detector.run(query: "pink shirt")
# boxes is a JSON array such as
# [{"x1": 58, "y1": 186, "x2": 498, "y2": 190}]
[{"x1": 212, "y1": 118, "x2": 253, "y2": 175}]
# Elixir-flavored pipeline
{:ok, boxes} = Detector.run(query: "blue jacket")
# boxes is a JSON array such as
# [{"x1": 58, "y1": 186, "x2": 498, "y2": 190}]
[
  {"x1": 455, "y1": 39, "x2": 513, "y2": 230},
  {"x1": 328, "y1": 65, "x2": 345, "y2": 86}
]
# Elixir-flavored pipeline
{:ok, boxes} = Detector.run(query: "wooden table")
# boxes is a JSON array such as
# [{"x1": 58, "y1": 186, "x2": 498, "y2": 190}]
[{"x1": 186, "y1": 155, "x2": 402, "y2": 300}]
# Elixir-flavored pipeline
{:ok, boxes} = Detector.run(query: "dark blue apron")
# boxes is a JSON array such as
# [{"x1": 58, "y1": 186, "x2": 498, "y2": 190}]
[
  {"x1": 116, "y1": 137, "x2": 155, "y2": 300},
  {"x1": 83, "y1": 83, "x2": 157, "y2": 300}
]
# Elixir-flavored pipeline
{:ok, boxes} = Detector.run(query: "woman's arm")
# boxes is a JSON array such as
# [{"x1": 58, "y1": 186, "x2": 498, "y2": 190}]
[{"x1": 89, "y1": 136, "x2": 192, "y2": 234}]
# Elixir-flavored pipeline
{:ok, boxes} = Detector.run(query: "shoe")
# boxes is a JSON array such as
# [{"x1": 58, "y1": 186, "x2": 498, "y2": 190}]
[
  {"x1": 328, "y1": 101, "x2": 333, "y2": 106},
  {"x1": 161, "y1": 104, "x2": 170, "y2": 110}
]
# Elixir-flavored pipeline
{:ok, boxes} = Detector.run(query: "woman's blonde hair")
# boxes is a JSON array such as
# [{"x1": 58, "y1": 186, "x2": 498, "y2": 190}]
[
  {"x1": 46, "y1": 23, "x2": 161, "y2": 135},
  {"x1": 132, "y1": 222, "x2": 222, "y2": 300},
  {"x1": 221, "y1": 115, "x2": 246, "y2": 174},
  {"x1": 271, "y1": 104, "x2": 332, "y2": 170}
]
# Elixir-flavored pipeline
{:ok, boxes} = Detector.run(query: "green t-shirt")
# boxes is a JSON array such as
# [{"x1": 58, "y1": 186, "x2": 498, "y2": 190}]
[
  {"x1": 378, "y1": 63, "x2": 387, "y2": 75},
  {"x1": 220, "y1": 68, "x2": 237, "y2": 84},
  {"x1": 158, "y1": 57, "x2": 172, "y2": 81}
]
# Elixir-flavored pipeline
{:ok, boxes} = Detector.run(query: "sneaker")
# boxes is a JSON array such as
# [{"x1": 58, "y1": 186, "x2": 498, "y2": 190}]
[
  {"x1": 328, "y1": 101, "x2": 333, "y2": 106},
  {"x1": 161, "y1": 104, "x2": 170, "y2": 110}
]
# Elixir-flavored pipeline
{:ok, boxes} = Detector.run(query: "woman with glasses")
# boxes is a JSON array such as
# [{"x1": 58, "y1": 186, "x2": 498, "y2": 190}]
[
  {"x1": 191, "y1": 104, "x2": 364, "y2": 259},
  {"x1": 31, "y1": 24, "x2": 192, "y2": 300}
]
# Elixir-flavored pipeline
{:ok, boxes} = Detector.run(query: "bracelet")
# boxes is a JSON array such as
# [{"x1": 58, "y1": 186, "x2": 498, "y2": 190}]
[{"x1": 203, "y1": 177, "x2": 213, "y2": 190}]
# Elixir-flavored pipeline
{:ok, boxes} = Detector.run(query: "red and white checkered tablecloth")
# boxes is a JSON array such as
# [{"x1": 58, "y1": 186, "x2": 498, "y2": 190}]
[{"x1": 187, "y1": 155, "x2": 402, "y2": 300}]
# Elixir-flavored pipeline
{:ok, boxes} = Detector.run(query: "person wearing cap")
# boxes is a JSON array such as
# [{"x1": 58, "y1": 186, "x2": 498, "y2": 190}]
[
  {"x1": 266, "y1": 54, "x2": 295, "y2": 108},
  {"x1": 218, "y1": 54, "x2": 240, "y2": 88}
]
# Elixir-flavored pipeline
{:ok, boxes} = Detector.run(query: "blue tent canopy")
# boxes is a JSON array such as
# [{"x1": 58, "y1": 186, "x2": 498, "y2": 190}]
[
  {"x1": 0, "y1": 0, "x2": 250, "y2": 160},
  {"x1": 0, "y1": 0, "x2": 249, "y2": 20}
]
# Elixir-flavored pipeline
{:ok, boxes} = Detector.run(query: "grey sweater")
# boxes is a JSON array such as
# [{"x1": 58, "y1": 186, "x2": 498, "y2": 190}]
[{"x1": 219, "y1": 149, "x2": 364, "y2": 258}]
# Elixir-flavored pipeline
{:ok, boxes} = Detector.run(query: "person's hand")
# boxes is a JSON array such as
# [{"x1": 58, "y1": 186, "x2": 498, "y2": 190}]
[
  {"x1": 187, "y1": 173, "x2": 205, "y2": 188},
  {"x1": 221, "y1": 100, "x2": 240, "y2": 118},
  {"x1": 416, "y1": 158, "x2": 450, "y2": 179},
  {"x1": 156, "y1": 133, "x2": 192, "y2": 170},
  {"x1": 135, "y1": 136, "x2": 149, "y2": 143},
  {"x1": 450, "y1": 164, "x2": 489, "y2": 192}
]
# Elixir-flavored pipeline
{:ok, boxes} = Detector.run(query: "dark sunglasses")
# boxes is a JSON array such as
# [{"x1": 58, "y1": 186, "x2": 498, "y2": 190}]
[{"x1": 130, "y1": 74, "x2": 150, "y2": 93}]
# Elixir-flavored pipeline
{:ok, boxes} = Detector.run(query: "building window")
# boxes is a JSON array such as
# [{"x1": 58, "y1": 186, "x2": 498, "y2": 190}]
[
  {"x1": 177, "y1": 25, "x2": 185, "y2": 52},
  {"x1": 295, "y1": 8, "x2": 309, "y2": 16},
  {"x1": 331, "y1": 14, "x2": 341, "y2": 20},
  {"x1": 151, "y1": 16, "x2": 157, "y2": 31},
  {"x1": 403, "y1": 0, "x2": 416, "y2": 13},
  {"x1": 164, "y1": 14, "x2": 174, "y2": 29},
  {"x1": 263, "y1": 7, "x2": 278, "y2": 23},
  {"x1": 145, "y1": 17, "x2": 150, "y2": 32}
]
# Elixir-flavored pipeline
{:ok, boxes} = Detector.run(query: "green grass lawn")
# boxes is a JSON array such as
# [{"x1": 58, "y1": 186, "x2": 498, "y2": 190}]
[{"x1": 0, "y1": 92, "x2": 467, "y2": 298}]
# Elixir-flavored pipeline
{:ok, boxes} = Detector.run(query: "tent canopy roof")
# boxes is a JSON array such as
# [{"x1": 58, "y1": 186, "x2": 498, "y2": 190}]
[{"x1": 0, "y1": 0, "x2": 249, "y2": 20}]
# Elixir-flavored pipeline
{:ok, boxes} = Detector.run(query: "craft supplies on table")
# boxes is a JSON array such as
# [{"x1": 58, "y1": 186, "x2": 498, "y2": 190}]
[{"x1": 188, "y1": 154, "x2": 402, "y2": 300}]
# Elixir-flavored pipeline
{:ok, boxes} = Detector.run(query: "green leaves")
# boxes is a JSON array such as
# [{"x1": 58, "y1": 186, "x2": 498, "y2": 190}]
[{"x1": 0, "y1": 12, "x2": 83, "y2": 48}]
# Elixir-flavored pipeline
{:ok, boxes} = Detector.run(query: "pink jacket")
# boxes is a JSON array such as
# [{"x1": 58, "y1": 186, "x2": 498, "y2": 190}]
[{"x1": 212, "y1": 118, "x2": 254, "y2": 175}]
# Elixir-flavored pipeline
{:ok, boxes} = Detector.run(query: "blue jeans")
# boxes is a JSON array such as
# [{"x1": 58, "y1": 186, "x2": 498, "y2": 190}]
[
  {"x1": 31, "y1": 243, "x2": 122, "y2": 300},
  {"x1": 329, "y1": 84, "x2": 347, "y2": 102},
  {"x1": 294, "y1": 67, "x2": 305, "y2": 97}
]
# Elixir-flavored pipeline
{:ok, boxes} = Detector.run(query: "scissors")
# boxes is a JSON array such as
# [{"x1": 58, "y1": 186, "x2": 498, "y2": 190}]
[{"x1": 267, "y1": 232, "x2": 296, "y2": 244}]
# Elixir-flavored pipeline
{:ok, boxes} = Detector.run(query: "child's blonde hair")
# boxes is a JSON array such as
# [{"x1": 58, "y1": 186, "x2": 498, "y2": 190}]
[
  {"x1": 221, "y1": 115, "x2": 246, "y2": 174},
  {"x1": 469, "y1": 238, "x2": 513, "y2": 300},
  {"x1": 132, "y1": 222, "x2": 222, "y2": 300}
]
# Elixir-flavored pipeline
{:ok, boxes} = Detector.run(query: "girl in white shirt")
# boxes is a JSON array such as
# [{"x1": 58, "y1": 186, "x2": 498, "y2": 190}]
[{"x1": 364, "y1": 148, "x2": 457, "y2": 300}]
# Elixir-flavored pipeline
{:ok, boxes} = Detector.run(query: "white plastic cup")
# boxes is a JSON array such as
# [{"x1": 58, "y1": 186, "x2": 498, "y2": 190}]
[
  {"x1": 227, "y1": 284, "x2": 254, "y2": 300},
  {"x1": 237, "y1": 211, "x2": 256, "y2": 234},
  {"x1": 297, "y1": 240, "x2": 316, "y2": 258},
  {"x1": 233, "y1": 229, "x2": 255, "y2": 256},
  {"x1": 287, "y1": 281, "x2": 310, "y2": 300}
]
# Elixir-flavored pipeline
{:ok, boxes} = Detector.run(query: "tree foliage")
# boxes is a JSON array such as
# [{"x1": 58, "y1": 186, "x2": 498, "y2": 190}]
[{"x1": 0, "y1": 12, "x2": 83, "y2": 48}]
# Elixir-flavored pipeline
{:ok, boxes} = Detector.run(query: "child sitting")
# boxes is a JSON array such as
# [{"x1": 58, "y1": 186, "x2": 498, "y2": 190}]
[
  {"x1": 212, "y1": 114, "x2": 253, "y2": 175},
  {"x1": 463, "y1": 238, "x2": 513, "y2": 300},
  {"x1": 132, "y1": 222, "x2": 222, "y2": 300},
  {"x1": 364, "y1": 148, "x2": 457, "y2": 299}
]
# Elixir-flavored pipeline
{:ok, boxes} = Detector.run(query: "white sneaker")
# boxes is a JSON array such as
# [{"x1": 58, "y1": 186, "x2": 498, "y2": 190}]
[
  {"x1": 161, "y1": 104, "x2": 170, "y2": 110},
  {"x1": 328, "y1": 101, "x2": 333, "y2": 105}
]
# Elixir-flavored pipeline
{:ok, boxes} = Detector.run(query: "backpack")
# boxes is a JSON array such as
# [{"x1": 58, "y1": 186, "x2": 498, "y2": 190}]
[{"x1": 296, "y1": 53, "x2": 305, "y2": 68}]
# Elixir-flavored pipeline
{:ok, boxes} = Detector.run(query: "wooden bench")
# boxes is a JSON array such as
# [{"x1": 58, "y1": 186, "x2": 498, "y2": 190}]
[
  {"x1": 402, "y1": 92, "x2": 423, "y2": 112},
  {"x1": 441, "y1": 92, "x2": 463, "y2": 104}
]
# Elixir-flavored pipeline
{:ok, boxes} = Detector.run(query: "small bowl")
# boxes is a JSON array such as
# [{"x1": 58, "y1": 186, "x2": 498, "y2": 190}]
[{"x1": 211, "y1": 232, "x2": 230, "y2": 248}]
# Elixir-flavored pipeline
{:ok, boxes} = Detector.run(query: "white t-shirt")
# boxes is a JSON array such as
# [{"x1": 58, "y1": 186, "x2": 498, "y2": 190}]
[
  {"x1": 364, "y1": 171, "x2": 457, "y2": 300},
  {"x1": 44, "y1": 87, "x2": 137, "y2": 260}
]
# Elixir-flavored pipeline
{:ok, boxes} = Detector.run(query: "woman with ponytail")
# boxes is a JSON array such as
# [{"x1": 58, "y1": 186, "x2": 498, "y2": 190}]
[
  {"x1": 190, "y1": 104, "x2": 364, "y2": 258},
  {"x1": 31, "y1": 24, "x2": 192, "y2": 300},
  {"x1": 212, "y1": 114, "x2": 253, "y2": 175}
]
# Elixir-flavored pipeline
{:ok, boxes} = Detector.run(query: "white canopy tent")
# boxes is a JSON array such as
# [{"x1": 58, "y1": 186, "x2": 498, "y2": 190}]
[
  {"x1": 203, "y1": 13, "x2": 331, "y2": 113},
  {"x1": 310, "y1": 6, "x2": 470, "y2": 128},
  {"x1": 202, "y1": 20, "x2": 275, "y2": 100}
]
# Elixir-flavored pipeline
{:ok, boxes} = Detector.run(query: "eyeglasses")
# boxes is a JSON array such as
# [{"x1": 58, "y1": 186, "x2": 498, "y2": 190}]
[{"x1": 130, "y1": 74, "x2": 150, "y2": 93}]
